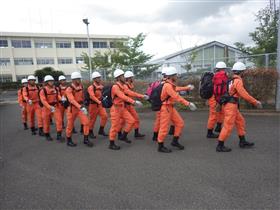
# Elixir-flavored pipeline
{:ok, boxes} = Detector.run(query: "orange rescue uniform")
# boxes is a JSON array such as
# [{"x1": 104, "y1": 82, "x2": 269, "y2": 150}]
[
  {"x1": 18, "y1": 88, "x2": 28, "y2": 124},
  {"x1": 207, "y1": 95, "x2": 224, "y2": 129},
  {"x1": 57, "y1": 84, "x2": 67, "y2": 126}
]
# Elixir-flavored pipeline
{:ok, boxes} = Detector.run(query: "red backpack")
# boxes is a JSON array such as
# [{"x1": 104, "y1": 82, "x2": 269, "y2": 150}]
[
  {"x1": 213, "y1": 70, "x2": 228, "y2": 104},
  {"x1": 146, "y1": 80, "x2": 161, "y2": 97}
]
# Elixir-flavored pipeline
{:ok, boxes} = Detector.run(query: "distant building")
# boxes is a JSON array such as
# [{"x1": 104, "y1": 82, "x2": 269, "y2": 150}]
[{"x1": 0, "y1": 32, "x2": 128, "y2": 82}]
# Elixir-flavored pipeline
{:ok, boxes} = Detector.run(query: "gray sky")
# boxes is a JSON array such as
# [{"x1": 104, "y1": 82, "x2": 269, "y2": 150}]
[{"x1": 0, "y1": 0, "x2": 268, "y2": 59}]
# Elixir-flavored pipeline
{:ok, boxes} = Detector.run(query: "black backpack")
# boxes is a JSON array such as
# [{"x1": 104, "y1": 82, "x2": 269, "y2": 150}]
[
  {"x1": 101, "y1": 85, "x2": 114, "y2": 108},
  {"x1": 84, "y1": 85, "x2": 97, "y2": 106},
  {"x1": 199, "y1": 72, "x2": 214, "y2": 99},
  {"x1": 149, "y1": 83, "x2": 170, "y2": 111}
]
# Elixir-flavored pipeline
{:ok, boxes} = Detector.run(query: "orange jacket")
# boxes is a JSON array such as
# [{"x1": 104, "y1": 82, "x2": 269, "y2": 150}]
[
  {"x1": 229, "y1": 75, "x2": 258, "y2": 106},
  {"x1": 124, "y1": 82, "x2": 144, "y2": 99},
  {"x1": 66, "y1": 83, "x2": 84, "y2": 109},
  {"x1": 40, "y1": 85, "x2": 60, "y2": 109},
  {"x1": 161, "y1": 78, "x2": 192, "y2": 92},
  {"x1": 58, "y1": 84, "x2": 67, "y2": 97},
  {"x1": 161, "y1": 79, "x2": 190, "y2": 106},
  {"x1": 22, "y1": 84, "x2": 40, "y2": 103},
  {"x1": 87, "y1": 82, "x2": 103, "y2": 104},
  {"x1": 17, "y1": 88, "x2": 26, "y2": 106},
  {"x1": 111, "y1": 82, "x2": 135, "y2": 106}
]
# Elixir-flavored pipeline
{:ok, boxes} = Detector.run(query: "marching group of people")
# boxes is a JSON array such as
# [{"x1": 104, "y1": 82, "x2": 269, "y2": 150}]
[{"x1": 17, "y1": 61, "x2": 262, "y2": 153}]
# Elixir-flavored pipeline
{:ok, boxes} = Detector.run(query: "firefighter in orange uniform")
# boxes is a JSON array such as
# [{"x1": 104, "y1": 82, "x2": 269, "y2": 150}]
[
  {"x1": 65, "y1": 72, "x2": 93, "y2": 147},
  {"x1": 18, "y1": 78, "x2": 29, "y2": 130},
  {"x1": 22, "y1": 75, "x2": 44, "y2": 136},
  {"x1": 157, "y1": 67, "x2": 197, "y2": 153},
  {"x1": 87, "y1": 71, "x2": 108, "y2": 138},
  {"x1": 216, "y1": 62, "x2": 262, "y2": 152},
  {"x1": 57, "y1": 75, "x2": 68, "y2": 129}
]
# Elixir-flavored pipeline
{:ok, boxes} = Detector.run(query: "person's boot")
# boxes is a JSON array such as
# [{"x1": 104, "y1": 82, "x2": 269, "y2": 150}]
[
  {"x1": 118, "y1": 131, "x2": 123, "y2": 140},
  {"x1": 38, "y1": 127, "x2": 44, "y2": 136},
  {"x1": 152, "y1": 132, "x2": 158, "y2": 141},
  {"x1": 239, "y1": 136, "x2": 254, "y2": 148},
  {"x1": 34, "y1": 127, "x2": 38, "y2": 131},
  {"x1": 168, "y1": 125, "x2": 175, "y2": 135},
  {"x1": 45, "y1": 133, "x2": 53, "y2": 141},
  {"x1": 207, "y1": 129, "x2": 219, "y2": 138},
  {"x1": 31, "y1": 127, "x2": 37, "y2": 135},
  {"x1": 214, "y1": 123, "x2": 222, "y2": 133},
  {"x1": 23, "y1": 123, "x2": 29, "y2": 130},
  {"x1": 134, "y1": 128, "x2": 145, "y2": 138},
  {"x1": 89, "y1": 130, "x2": 96, "y2": 139},
  {"x1": 171, "y1": 136, "x2": 184, "y2": 150},
  {"x1": 80, "y1": 125, "x2": 84, "y2": 134},
  {"x1": 216, "y1": 141, "x2": 231, "y2": 152},
  {"x1": 109, "y1": 141, "x2": 120, "y2": 150},
  {"x1": 67, "y1": 137, "x2": 77, "y2": 147},
  {"x1": 56, "y1": 132, "x2": 65, "y2": 142},
  {"x1": 119, "y1": 132, "x2": 131, "y2": 143},
  {"x1": 83, "y1": 135, "x2": 93, "y2": 147},
  {"x1": 98, "y1": 126, "x2": 108, "y2": 136},
  {"x1": 158, "y1": 142, "x2": 172, "y2": 153},
  {"x1": 72, "y1": 127, "x2": 77, "y2": 133}
]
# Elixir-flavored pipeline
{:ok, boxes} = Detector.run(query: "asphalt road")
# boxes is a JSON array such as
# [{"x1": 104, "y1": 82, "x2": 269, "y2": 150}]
[{"x1": 0, "y1": 102, "x2": 279, "y2": 209}]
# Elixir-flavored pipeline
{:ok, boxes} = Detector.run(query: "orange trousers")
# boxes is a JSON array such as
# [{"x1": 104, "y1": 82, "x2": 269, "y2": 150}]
[
  {"x1": 66, "y1": 106, "x2": 89, "y2": 138},
  {"x1": 42, "y1": 106, "x2": 63, "y2": 133},
  {"x1": 218, "y1": 103, "x2": 245, "y2": 141},
  {"x1": 119, "y1": 105, "x2": 140, "y2": 130},
  {"x1": 109, "y1": 105, "x2": 135, "y2": 141},
  {"x1": 88, "y1": 104, "x2": 108, "y2": 129},
  {"x1": 21, "y1": 103, "x2": 28, "y2": 123},
  {"x1": 58, "y1": 103, "x2": 66, "y2": 126},
  {"x1": 158, "y1": 105, "x2": 184, "y2": 143},
  {"x1": 153, "y1": 111, "x2": 161, "y2": 132},
  {"x1": 26, "y1": 102, "x2": 43, "y2": 128}
]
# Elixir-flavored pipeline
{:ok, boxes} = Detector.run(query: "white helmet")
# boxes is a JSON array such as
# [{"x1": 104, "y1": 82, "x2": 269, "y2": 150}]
[
  {"x1": 232, "y1": 62, "x2": 246, "y2": 71},
  {"x1": 165, "y1": 66, "x2": 177, "y2": 76},
  {"x1": 161, "y1": 67, "x2": 168, "y2": 75},
  {"x1": 124, "y1": 71, "x2": 134, "y2": 78},
  {"x1": 71, "y1": 71, "x2": 82, "y2": 80},
  {"x1": 21, "y1": 78, "x2": 28, "y2": 84},
  {"x1": 27, "y1": 75, "x2": 36, "y2": 81},
  {"x1": 215, "y1": 61, "x2": 227, "y2": 69},
  {"x1": 113, "y1": 69, "x2": 124, "y2": 78},
  {"x1": 44, "y1": 75, "x2": 54, "y2": 82},
  {"x1": 92, "y1": 71, "x2": 101, "y2": 79},
  {"x1": 58, "y1": 75, "x2": 66, "y2": 81}
]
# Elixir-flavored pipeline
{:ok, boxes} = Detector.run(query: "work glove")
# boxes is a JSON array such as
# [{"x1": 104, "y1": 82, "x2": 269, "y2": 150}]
[
  {"x1": 256, "y1": 101, "x2": 263, "y2": 109},
  {"x1": 61, "y1": 96, "x2": 67, "y2": 102},
  {"x1": 28, "y1": 100, "x2": 32, "y2": 105},
  {"x1": 80, "y1": 106, "x2": 88, "y2": 115},
  {"x1": 50, "y1": 106, "x2": 55, "y2": 113},
  {"x1": 143, "y1": 95, "x2": 149, "y2": 100},
  {"x1": 134, "y1": 100, "x2": 143, "y2": 107},
  {"x1": 188, "y1": 102, "x2": 197, "y2": 111},
  {"x1": 187, "y1": 84, "x2": 195, "y2": 90}
]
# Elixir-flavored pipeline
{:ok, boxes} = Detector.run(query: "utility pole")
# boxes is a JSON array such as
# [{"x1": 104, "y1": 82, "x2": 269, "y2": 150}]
[{"x1": 83, "y1": 18, "x2": 92, "y2": 80}]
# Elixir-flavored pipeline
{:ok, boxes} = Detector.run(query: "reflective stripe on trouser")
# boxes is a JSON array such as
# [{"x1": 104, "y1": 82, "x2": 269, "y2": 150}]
[
  {"x1": 158, "y1": 105, "x2": 184, "y2": 143},
  {"x1": 42, "y1": 106, "x2": 63, "y2": 133},
  {"x1": 26, "y1": 102, "x2": 43, "y2": 128},
  {"x1": 21, "y1": 104, "x2": 28, "y2": 123},
  {"x1": 218, "y1": 103, "x2": 246, "y2": 141},
  {"x1": 66, "y1": 106, "x2": 89, "y2": 138},
  {"x1": 109, "y1": 105, "x2": 135, "y2": 141},
  {"x1": 88, "y1": 104, "x2": 108, "y2": 130}
]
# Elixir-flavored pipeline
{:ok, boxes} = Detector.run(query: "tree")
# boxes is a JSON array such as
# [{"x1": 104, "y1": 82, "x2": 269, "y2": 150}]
[{"x1": 34, "y1": 67, "x2": 64, "y2": 83}]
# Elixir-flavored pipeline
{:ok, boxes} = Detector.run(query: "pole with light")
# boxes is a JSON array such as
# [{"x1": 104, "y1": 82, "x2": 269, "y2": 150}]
[{"x1": 83, "y1": 18, "x2": 92, "y2": 80}]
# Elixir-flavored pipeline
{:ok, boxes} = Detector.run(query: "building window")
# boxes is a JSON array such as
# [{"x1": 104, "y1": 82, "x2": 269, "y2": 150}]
[
  {"x1": 11, "y1": 40, "x2": 31, "y2": 48},
  {"x1": 0, "y1": 58, "x2": 10, "y2": 65},
  {"x1": 34, "y1": 40, "x2": 53, "y2": 48},
  {"x1": 109, "y1": 42, "x2": 115, "y2": 48},
  {"x1": 58, "y1": 58, "x2": 73, "y2": 64},
  {"x1": 14, "y1": 58, "x2": 33, "y2": 65},
  {"x1": 93, "y1": 41, "x2": 107, "y2": 48},
  {"x1": 0, "y1": 40, "x2": 8, "y2": 48},
  {"x1": 37, "y1": 58, "x2": 55, "y2": 65},
  {"x1": 74, "y1": 41, "x2": 88, "y2": 48},
  {"x1": 76, "y1": 57, "x2": 84, "y2": 64},
  {"x1": 56, "y1": 41, "x2": 71, "y2": 48}
]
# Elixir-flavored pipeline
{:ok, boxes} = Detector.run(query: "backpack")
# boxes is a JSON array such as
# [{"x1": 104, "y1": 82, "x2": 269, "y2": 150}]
[
  {"x1": 84, "y1": 85, "x2": 97, "y2": 106},
  {"x1": 101, "y1": 85, "x2": 114, "y2": 108},
  {"x1": 146, "y1": 80, "x2": 161, "y2": 97},
  {"x1": 199, "y1": 72, "x2": 214, "y2": 99},
  {"x1": 149, "y1": 83, "x2": 170, "y2": 111}
]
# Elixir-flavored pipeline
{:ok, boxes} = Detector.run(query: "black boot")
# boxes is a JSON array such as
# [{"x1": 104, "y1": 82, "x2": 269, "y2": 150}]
[
  {"x1": 45, "y1": 133, "x2": 53, "y2": 141},
  {"x1": 38, "y1": 127, "x2": 44, "y2": 136},
  {"x1": 23, "y1": 123, "x2": 28, "y2": 130},
  {"x1": 134, "y1": 128, "x2": 145, "y2": 138},
  {"x1": 119, "y1": 132, "x2": 131, "y2": 143},
  {"x1": 89, "y1": 130, "x2": 96, "y2": 139},
  {"x1": 171, "y1": 136, "x2": 184, "y2": 150},
  {"x1": 72, "y1": 127, "x2": 77, "y2": 133},
  {"x1": 31, "y1": 127, "x2": 36, "y2": 135},
  {"x1": 118, "y1": 131, "x2": 123, "y2": 140},
  {"x1": 80, "y1": 125, "x2": 84, "y2": 134},
  {"x1": 109, "y1": 141, "x2": 120, "y2": 150},
  {"x1": 216, "y1": 141, "x2": 231, "y2": 152},
  {"x1": 56, "y1": 132, "x2": 65, "y2": 142},
  {"x1": 152, "y1": 132, "x2": 158, "y2": 141},
  {"x1": 98, "y1": 126, "x2": 108, "y2": 136},
  {"x1": 207, "y1": 129, "x2": 219, "y2": 138},
  {"x1": 84, "y1": 135, "x2": 93, "y2": 147},
  {"x1": 168, "y1": 125, "x2": 175, "y2": 135},
  {"x1": 214, "y1": 123, "x2": 222, "y2": 133},
  {"x1": 158, "y1": 142, "x2": 172, "y2": 153},
  {"x1": 239, "y1": 136, "x2": 254, "y2": 148},
  {"x1": 67, "y1": 137, "x2": 77, "y2": 147}
]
